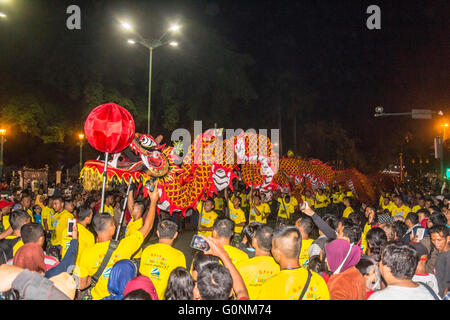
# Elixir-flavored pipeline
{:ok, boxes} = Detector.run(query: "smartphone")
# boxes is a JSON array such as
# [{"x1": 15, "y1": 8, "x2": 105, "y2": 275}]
[
  {"x1": 67, "y1": 219, "x2": 76, "y2": 236},
  {"x1": 414, "y1": 228, "x2": 425, "y2": 242},
  {"x1": 190, "y1": 235, "x2": 210, "y2": 252}
]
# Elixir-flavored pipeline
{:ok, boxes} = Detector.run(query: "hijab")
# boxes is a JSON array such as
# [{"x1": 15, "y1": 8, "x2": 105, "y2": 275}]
[
  {"x1": 325, "y1": 239, "x2": 361, "y2": 274},
  {"x1": 103, "y1": 259, "x2": 137, "y2": 300},
  {"x1": 123, "y1": 276, "x2": 159, "y2": 300}
]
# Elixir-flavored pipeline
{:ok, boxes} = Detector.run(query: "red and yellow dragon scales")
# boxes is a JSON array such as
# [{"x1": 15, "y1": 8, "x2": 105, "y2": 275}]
[{"x1": 80, "y1": 130, "x2": 377, "y2": 215}]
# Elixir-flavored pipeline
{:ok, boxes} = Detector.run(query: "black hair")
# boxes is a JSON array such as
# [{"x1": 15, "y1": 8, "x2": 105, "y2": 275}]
[
  {"x1": 122, "y1": 289, "x2": 152, "y2": 300},
  {"x1": 296, "y1": 216, "x2": 314, "y2": 235},
  {"x1": 392, "y1": 220, "x2": 408, "y2": 240},
  {"x1": 381, "y1": 242, "x2": 418, "y2": 280},
  {"x1": 429, "y1": 212, "x2": 447, "y2": 227},
  {"x1": 192, "y1": 252, "x2": 220, "y2": 274},
  {"x1": 157, "y1": 219, "x2": 178, "y2": 239},
  {"x1": 341, "y1": 220, "x2": 362, "y2": 244},
  {"x1": 308, "y1": 255, "x2": 322, "y2": 273},
  {"x1": 365, "y1": 227, "x2": 387, "y2": 262},
  {"x1": 197, "y1": 263, "x2": 232, "y2": 300},
  {"x1": 348, "y1": 212, "x2": 362, "y2": 226},
  {"x1": 356, "y1": 256, "x2": 377, "y2": 276},
  {"x1": 322, "y1": 214, "x2": 339, "y2": 230},
  {"x1": 10, "y1": 210, "x2": 31, "y2": 231},
  {"x1": 405, "y1": 212, "x2": 419, "y2": 225},
  {"x1": 272, "y1": 226, "x2": 301, "y2": 259},
  {"x1": 242, "y1": 222, "x2": 262, "y2": 245},
  {"x1": 416, "y1": 208, "x2": 430, "y2": 217},
  {"x1": 428, "y1": 225, "x2": 449, "y2": 238},
  {"x1": 93, "y1": 213, "x2": 115, "y2": 233},
  {"x1": 164, "y1": 267, "x2": 194, "y2": 300},
  {"x1": 254, "y1": 225, "x2": 273, "y2": 251},
  {"x1": 212, "y1": 218, "x2": 235, "y2": 239},
  {"x1": 77, "y1": 207, "x2": 92, "y2": 222},
  {"x1": 20, "y1": 223, "x2": 44, "y2": 244}
]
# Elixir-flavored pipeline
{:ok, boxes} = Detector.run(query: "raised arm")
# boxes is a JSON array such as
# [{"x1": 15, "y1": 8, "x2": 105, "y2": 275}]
[
  {"x1": 127, "y1": 186, "x2": 135, "y2": 215},
  {"x1": 302, "y1": 206, "x2": 337, "y2": 239},
  {"x1": 201, "y1": 235, "x2": 249, "y2": 300},
  {"x1": 138, "y1": 184, "x2": 159, "y2": 239}
]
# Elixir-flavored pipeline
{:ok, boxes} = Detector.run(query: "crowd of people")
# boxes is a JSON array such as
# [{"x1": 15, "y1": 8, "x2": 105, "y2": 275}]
[{"x1": 0, "y1": 177, "x2": 449, "y2": 300}]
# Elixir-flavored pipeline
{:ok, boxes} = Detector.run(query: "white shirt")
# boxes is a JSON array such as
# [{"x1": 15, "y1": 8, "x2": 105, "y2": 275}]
[
  {"x1": 412, "y1": 273, "x2": 439, "y2": 296},
  {"x1": 369, "y1": 284, "x2": 436, "y2": 300}
]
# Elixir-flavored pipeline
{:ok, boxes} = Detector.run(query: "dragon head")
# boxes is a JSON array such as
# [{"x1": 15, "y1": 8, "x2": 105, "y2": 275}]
[{"x1": 130, "y1": 133, "x2": 169, "y2": 177}]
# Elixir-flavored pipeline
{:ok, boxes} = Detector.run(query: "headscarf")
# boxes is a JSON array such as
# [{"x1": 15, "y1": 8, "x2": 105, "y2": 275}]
[
  {"x1": 103, "y1": 260, "x2": 137, "y2": 300},
  {"x1": 13, "y1": 242, "x2": 46, "y2": 274},
  {"x1": 123, "y1": 276, "x2": 159, "y2": 300},
  {"x1": 325, "y1": 239, "x2": 361, "y2": 274}
]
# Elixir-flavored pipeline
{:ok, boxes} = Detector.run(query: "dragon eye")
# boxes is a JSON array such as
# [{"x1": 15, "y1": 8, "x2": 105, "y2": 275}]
[{"x1": 140, "y1": 136, "x2": 156, "y2": 148}]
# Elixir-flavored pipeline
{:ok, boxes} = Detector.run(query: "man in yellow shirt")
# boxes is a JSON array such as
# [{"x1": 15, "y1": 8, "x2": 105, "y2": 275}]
[
  {"x1": 196, "y1": 198, "x2": 218, "y2": 238},
  {"x1": 236, "y1": 225, "x2": 280, "y2": 299},
  {"x1": 295, "y1": 216, "x2": 315, "y2": 268},
  {"x1": 212, "y1": 218, "x2": 249, "y2": 265},
  {"x1": 381, "y1": 196, "x2": 394, "y2": 214},
  {"x1": 391, "y1": 195, "x2": 411, "y2": 219},
  {"x1": 301, "y1": 190, "x2": 315, "y2": 209},
  {"x1": 20, "y1": 194, "x2": 34, "y2": 223},
  {"x1": 102, "y1": 193, "x2": 115, "y2": 216},
  {"x1": 342, "y1": 197, "x2": 354, "y2": 218},
  {"x1": 249, "y1": 192, "x2": 270, "y2": 224},
  {"x1": 40, "y1": 198, "x2": 54, "y2": 234},
  {"x1": 4, "y1": 210, "x2": 30, "y2": 258},
  {"x1": 49, "y1": 197, "x2": 64, "y2": 247},
  {"x1": 54, "y1": 199, "x2": 75, "y2": 258},
  {"x1": 257, "y1": 226, "x2": 330, "y2": 300},
  {"x1": 214, "y1": 194, "x2": 224, "y2": 215},
  {"x1": 124, "y1": 190, "x2": 149, "y2": 259},
  {"x1": 60, "y1": 206, "x2": 95, "y2": 264},
  {"x1": 277, "y1": 194, "x2": 297, "y2": 226},
  {"x1": 77, "y1": 185, "x2": 159, "y2": 300},
  {"x1": 0, "y1": 200, "x2": 14, "y2": 239},
  {"x1": 225, "y1": 189, "x2": 246, "y2": 242},
  {"x1": 140, "y1": 219, "x2": 186, "y2": 299},
  {"x1": 314, "y1": 189, "x2": 329, "y2": 217}
]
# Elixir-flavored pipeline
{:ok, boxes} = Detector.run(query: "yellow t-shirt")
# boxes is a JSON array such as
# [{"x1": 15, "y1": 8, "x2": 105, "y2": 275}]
[
  {"x1": 314, "y1": 193, "x2": 329, "y2": 208},
  {"x1": 342, "y1": 206, "x2": 354, "y2": 218},
  {"x1": 2, "y1": 215, "x2": 10, "y2": 231},
  {"x1": 249, "y1": 203, "x2": 270, "y2": 224},
  {"x1": 240, "y1": 194, "x2": 249, "y2": 208},
  {"x1": 139, "y1": 243, "x2": 187, "y2": 300},
  {"x1": 125, "y1": 217, "x2": 143, "y2": 259},
  {"x1": 6, "y1": 235, "x2": 24, "y2": 257},
  {"x1": 224, "y1": 244, "x2": 249, "y2": 265},
  {"x1": 391, "y1": 204, "x2": 411, "y2": 219},
  {"x1": 299, "y1": 238, "x2": 314, "y2": 267},
  {"x1": 346, "y1": 191, "x2": 354, "y2": 197},
  {"x1": 258, "y1": 268, "x2": 330, "y2": 300},
  {"x1": 214, "y1": 197, "x2": 224, "y2": 211},
  {"x1": 197, "y1": 203, "x2": 218, "y2": 238},
  {"x1": 228, "y1": 200, "x2": 246, "y2": 234},
  {"x1": 103, "y1": 205, "x2": 114, "y2": 217},
  {"x1": 411, "y1": 205, "x2": 423, "y2": 213},
  {"x1": 60, "y1": 223, "x2": 95, "y2": 263},
  {"x1": 301, "y1": 195, "x2": 315, "y2": 208},
  {"x1": 40, "y1": 206, "x2": 55, "y2": 230},
  {"x1": 26, "y1": 209, "x2": 34, "y2": 223},
  {"x1": 277, "y1": 198, "x2": 296, "y2": 219},
  {"x1": 236, "y1": 256, "x2": 280, "y2": 299},
  {"x1": 54, "y1": 210, "x2": 74, "y2": 247},
  {"x1": 77, "y1": 231, "x2": 144, "y2": 300}
]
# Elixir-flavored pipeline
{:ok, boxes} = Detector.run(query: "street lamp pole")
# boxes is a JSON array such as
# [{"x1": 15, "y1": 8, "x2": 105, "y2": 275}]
[
  {"x1": 79, "y1": 134, "x2": 84, "y2": 172},
  {"x1": 148, "y1": 47, "x2": 153, "y2": 134},
  {"x1": 0, "y1": 129, "x2": 5, "y2": 178},
  {"x1": 121, "y1": 21, "x2": 180, "y2": 135}
]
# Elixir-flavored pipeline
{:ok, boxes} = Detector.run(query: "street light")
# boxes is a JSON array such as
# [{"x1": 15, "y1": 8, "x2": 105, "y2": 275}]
[
  {"x1": 0, "y1": 13, "x2": 7, "y2": 19},
  {"x1": 0, "y1": 129, "x2": 6, "y2": 178},
  {"x1": 78, "y1": 133, "x2": 84, "y2": 172},
  {"x1": 120, "y1": 20, "x2": 181, "y2": 134}
]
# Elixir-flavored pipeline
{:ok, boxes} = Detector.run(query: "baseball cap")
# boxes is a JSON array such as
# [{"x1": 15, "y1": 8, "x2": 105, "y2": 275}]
[{"x1": 0, "y1": 200, "x2": 14, "y2": 209}]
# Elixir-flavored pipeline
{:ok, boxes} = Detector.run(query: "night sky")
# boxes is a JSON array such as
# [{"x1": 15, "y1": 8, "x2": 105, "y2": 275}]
[{"x1": 0, "y1": 0, "x2": 449, "y2": 172}]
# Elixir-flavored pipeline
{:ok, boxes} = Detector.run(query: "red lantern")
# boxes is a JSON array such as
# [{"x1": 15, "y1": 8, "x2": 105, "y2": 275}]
[{"x1": 84, "y1": 103, "x2": 135, "y2": 153}]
